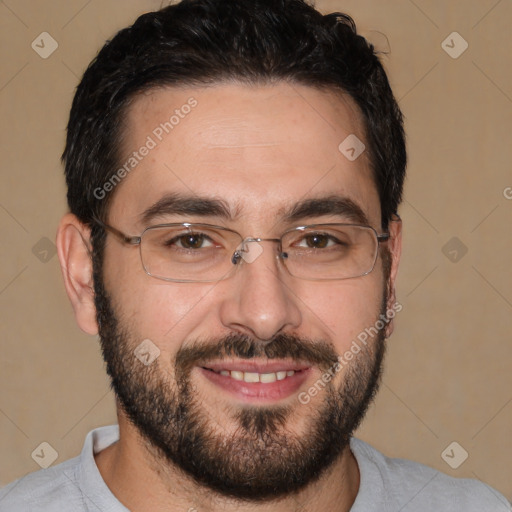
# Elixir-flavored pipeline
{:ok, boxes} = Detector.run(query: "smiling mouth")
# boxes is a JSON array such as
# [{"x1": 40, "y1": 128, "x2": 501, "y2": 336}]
[
  {"x1": 202, "y1": 367, "x2": 301, "y2": 383},
  {"x1": 198, "y1": 360, "x2": 312, "y2": 401}
]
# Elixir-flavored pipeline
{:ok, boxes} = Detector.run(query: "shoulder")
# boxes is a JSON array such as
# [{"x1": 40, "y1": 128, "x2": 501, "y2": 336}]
[
  {"x1": 350, "y1": 438, "x2": 511, "y2": 512},
  {"x1": 0, "y1": 456, "x2": 86, "y2": 512},
  {"x1": 0, "y1": 425, "x2": 122, "y2": 512}
]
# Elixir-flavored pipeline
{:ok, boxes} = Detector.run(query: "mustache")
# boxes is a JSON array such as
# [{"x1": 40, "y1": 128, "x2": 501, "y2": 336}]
[{"x1": 175, "y1": 333, "x2": 339, "y2": 375}]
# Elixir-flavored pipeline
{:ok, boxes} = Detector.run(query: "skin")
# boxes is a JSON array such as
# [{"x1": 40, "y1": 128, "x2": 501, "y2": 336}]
[{"x1": 57, "y1": 82, "x2": 402, "y2": 512}]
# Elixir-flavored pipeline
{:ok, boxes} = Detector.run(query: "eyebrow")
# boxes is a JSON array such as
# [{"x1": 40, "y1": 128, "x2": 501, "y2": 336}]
[
  {"x1": 139, "y1": 193, "x2": 236, "y2": 225},
  {"x1": 281, "y1": 195, "x2": 369, "y2": 225},
  {"x1": 139, "y1": 193, "x2": 369, "y2": 226}
]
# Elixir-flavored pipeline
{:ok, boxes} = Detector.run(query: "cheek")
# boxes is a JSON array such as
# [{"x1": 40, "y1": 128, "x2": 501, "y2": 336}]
[
  {"x1": 295, "y1": 272, "x2": 385, "y2": 353},
  {"x1": 124, "y1": 284, "x2": 210, "y2": 343},
  {"x1": 102, "y1": 244, "x2": 204, "y2": 341}
]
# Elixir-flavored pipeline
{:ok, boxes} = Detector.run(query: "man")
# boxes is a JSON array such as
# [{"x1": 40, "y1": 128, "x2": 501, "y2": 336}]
[{"x1": 1, "y1": 0, "x2": 510, "y2": 511}]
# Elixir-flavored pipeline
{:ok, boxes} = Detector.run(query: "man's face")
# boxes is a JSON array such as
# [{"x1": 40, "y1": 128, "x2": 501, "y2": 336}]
[{"x1": 95, "y1": 83, "x2": 398, "y2": 499}]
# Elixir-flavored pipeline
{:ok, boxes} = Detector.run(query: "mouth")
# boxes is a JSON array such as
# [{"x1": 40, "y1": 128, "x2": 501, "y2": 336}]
[{"x1": 198, "y1": 360, "x2": 312, "y2": 403}]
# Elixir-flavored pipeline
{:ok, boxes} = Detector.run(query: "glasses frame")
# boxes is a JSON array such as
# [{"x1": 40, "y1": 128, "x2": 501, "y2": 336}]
[{"x1": 92, "y1": 216, "x2": 391, "y2": 283}]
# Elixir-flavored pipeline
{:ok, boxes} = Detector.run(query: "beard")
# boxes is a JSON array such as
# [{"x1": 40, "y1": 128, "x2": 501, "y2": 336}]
[{"x1": 93, "y1": 254, "x2": 389, "y2": 501}]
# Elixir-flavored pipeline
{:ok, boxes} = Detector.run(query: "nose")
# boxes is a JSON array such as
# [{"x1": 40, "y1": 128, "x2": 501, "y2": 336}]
[{"x1": 218, "y1": 239, "x2": 302, "y2": 341}]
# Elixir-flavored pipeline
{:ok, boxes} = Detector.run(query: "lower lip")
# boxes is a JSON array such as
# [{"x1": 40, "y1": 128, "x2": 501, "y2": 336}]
[{"x1": 198, "y1": 367, "x2": 311, "y2": 403}]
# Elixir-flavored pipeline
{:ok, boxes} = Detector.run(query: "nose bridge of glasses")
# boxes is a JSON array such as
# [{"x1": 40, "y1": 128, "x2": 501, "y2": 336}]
[
  {"x1": 243, "y1": 236, "x2": 281, "y2": 244},
  {"x1": 232, "y1": 236, "x2": 286, "y2": 265}
]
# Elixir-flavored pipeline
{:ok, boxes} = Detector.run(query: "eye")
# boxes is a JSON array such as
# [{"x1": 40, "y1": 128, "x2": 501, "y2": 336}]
[
  {"x1": 297, "y1": 233, "x2": 338, "y2": 249},
  {"x1": 168, "y1": 233, "x2": 215, "y2": 250}
]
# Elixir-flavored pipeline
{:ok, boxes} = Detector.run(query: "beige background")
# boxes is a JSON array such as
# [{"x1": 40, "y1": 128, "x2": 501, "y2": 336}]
[{"x1": 1, "y1": 0, "x2": 511, "y2": 503}]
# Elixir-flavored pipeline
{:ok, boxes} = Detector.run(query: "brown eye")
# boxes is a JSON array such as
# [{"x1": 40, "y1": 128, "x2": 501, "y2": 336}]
[
  {"x1": 178, "y1": 234, "x2": 206, "y2": 249},
  {"x1": 303, "y1": 234, "x2": 332, "y2": 249},
  {"x1": 163, "y1": 233, "x2": 214, "y2": 250}
]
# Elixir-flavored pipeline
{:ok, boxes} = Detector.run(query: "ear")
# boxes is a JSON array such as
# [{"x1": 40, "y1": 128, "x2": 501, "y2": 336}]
[
  {"x1": 384, "y1": 215, "x2": 402, "y2": 338},
  {"x1": 56, "y1": 213, "x2": 98, "y2": 335}
]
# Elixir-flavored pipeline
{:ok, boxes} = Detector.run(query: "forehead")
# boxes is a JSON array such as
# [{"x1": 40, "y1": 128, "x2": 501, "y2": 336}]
[{"x1": 109, "y1": 82, "x2": 381, "y2": 230}]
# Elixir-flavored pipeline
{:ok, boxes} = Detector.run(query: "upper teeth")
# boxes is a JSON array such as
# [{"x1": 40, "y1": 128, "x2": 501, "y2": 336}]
[{"x1": 217, "y1": 370, "x2": 295, "y2": 383}]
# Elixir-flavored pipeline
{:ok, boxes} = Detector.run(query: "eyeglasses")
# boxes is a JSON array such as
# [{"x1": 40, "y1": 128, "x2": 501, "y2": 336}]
[{"x1": 92, "y1": 217, "x2": 390, "y2": 283}]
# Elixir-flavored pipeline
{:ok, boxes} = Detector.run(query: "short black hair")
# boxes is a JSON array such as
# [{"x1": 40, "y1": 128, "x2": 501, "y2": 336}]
[{"x1": 63, "y1": 0, "x2": 406, "y2": 231}]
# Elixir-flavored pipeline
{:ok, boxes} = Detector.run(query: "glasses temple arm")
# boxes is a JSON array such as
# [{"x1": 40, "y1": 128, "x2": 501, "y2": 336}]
[
  {"x1": 91, "y1": 215, "x2": 141, "y2": 245},
  {"x1": 378, "y1": 212, "x2": 401, "y2": 242}
]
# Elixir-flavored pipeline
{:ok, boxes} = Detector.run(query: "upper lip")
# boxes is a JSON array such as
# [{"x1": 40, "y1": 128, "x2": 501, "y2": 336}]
[{"x1": 201, "y1": 360, "x2": 311, "y2": 373}]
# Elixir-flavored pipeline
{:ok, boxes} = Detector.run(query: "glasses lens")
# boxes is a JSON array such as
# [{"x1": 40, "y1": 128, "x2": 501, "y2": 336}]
[
  {"x1": 282, "y1": 225, "x2": 378, "y2": 280},
  {"x1": 140, "y1": 225, "x2": 240, "y2": 282}
]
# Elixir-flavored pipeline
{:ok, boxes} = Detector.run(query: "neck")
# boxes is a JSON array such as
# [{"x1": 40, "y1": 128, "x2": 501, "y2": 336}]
[{"x1": 95, "y1": 412, "x2": 360, "y2": 512}]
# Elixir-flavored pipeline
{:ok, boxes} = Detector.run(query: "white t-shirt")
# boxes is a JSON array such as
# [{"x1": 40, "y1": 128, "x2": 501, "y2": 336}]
[{"x1": 1, "y1": 425, "x2": 510, "y2": 511}]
